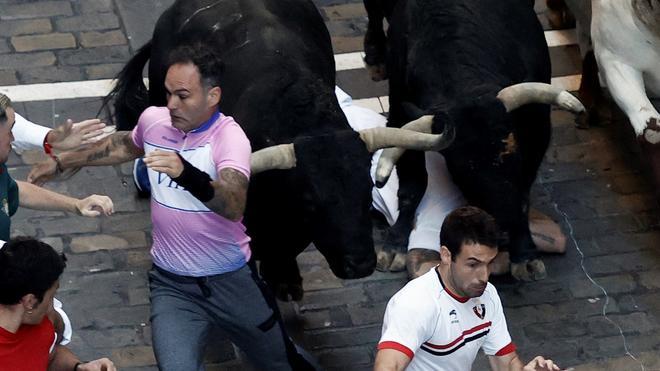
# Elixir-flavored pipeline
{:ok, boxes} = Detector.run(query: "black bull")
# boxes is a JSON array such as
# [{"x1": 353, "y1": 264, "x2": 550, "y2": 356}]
[
  {"x1": 109, "y1": 0, "x2": 379, "y2": 301},
  {"x1": 372, "y1": 0, "x2": 583, "y2": 278}
]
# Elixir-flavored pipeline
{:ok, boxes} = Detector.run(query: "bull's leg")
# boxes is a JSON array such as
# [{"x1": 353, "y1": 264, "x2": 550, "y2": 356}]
[
  {"x1": 363, "y1": 0, "x2": 388, "y2": 81},
  {"x1": 545, "y1": 0, "x2": 576, "y2": 29},
  {"x1": 596, "y1": 55, "x2": 660, "y2": 144},
  {"x1": 378, "y1": 151, "x2": 426, "y2": 272},
  {"x1": 259, "y1": 257, "x2": 304, "y2": 302}
]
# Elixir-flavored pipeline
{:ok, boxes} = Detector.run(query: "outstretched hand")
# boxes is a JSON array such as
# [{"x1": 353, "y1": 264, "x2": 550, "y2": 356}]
[
  {"x1": 27, "y1": 158, "x2": 58, "y2": 186},
  {"x1": 77, "y1": 358, "x2": 117, "y2": 371},
  {"x1": 75, "y1": 195, "x2": 114, "y2": 217},
  {"x1": 48, "y1": 119, "x2": 115, "y2": 151},
  {"x1": 523, "y1": 356, "x2": 563, "y2": 371}
]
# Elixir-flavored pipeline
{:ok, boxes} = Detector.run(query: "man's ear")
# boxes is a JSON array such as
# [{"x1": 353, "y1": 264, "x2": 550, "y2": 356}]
[
  {"x1": 20, "y1": 294, "x2": 38, "y2": 311},
  {"x1": 208, "y1": 86, "x2": 222, "y2": 107},
  {"x1": 440, "y1": 245, "x2": 452, "y2": 265}
]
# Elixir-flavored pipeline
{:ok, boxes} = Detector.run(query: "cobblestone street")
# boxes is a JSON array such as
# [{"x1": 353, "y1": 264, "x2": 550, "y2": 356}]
[{"x1": 1, "y1": 0, "x2": 659, "y2": 370}]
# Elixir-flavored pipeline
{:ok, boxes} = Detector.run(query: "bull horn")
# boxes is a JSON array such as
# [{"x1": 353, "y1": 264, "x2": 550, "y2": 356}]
[
  {"x1": 373, "y1": 115, "x2": 445, "y2": 186},
  {"x1": 358, "y1": 124, "x2": 453, "y2": 154},
  {"x1": 496, "y1": 82, "x2": 585, "y2": 113},
  {"x1": 250, "y1": 143, "x2": 296, "y2": 175}
]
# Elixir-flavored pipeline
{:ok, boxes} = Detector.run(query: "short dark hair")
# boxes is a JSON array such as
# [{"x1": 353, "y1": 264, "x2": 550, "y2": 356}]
[
  {"x1": 440, "y1": 206, "x2": 499, "y2": 260},
  {"x1": 167, "y1": 42, "x2": 225, "y2": 89},
  {"x1": 0, "y1": 93, "x2": 12, "y2": 125},
  {"x1": 0, "y1": 237, "x2": 67, "y2": 305}
]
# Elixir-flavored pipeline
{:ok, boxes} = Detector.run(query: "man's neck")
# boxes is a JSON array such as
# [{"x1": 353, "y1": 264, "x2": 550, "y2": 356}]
[
  {"x1": 436, "y1": 265, "x2": 466, "y2": 300},
  {"x1": 0, "y1": 305, "x2": 24, "y2": 333}
]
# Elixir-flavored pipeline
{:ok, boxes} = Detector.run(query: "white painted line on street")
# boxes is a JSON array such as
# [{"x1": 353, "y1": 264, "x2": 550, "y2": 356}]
[
  {"x1": 545, "y1": 29, "x2": 578, "y2": 48},
  {"x1": 335, "y1": 52, "x2": 365, "y2": 72},
  {"x1": 551, "y1": 74, "x2": 581, "y2": 92}
]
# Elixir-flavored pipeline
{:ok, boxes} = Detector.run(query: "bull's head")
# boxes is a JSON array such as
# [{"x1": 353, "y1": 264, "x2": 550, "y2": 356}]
[{"x1": 251, "y1": 125, "x2": 454, "y2": 279}]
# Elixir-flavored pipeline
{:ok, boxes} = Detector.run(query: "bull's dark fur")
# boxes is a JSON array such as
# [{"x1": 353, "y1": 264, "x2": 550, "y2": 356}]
[
  {"x1": 383, "y1": 0, "x2": 552, "y2": 263},
  {"x1": 108, "y1": 0, "x2": 377, "y2": 300}
]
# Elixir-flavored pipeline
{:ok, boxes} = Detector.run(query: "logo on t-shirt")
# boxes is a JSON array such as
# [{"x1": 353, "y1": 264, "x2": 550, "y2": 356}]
[
  {"x1": 449, "y1": 309, "x2": 459, "y2": 324},
  {"x1": 472, "y1": 304, "x2": 486, "y2": 319}
]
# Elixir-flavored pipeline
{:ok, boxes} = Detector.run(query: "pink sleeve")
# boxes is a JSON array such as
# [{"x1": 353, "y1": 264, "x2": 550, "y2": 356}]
[{"x1": 213, "y1": 119, "x2": 252, "y2": 178}]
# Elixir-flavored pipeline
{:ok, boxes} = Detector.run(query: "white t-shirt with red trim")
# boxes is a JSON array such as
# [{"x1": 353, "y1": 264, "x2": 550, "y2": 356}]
[{"x1": 378, "y1": 268, "x2": 516, "y2": 371}]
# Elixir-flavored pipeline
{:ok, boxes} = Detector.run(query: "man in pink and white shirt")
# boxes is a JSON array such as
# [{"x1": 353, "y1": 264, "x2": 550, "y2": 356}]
[
  {"x1": 375, "y1": 206, "x2": 565, "y2": 371},
  {"x1": 29, "y1": 43, "x2": 315, "y2": 371}
]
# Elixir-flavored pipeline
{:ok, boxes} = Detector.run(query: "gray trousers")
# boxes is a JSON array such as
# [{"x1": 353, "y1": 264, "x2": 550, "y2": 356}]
[{"x1": 148, "y1": 264, "x2": 314, "y2": 371}]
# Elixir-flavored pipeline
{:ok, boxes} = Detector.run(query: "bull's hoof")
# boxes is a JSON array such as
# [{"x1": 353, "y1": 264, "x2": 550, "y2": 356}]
[
  {"x1": 388, "y1": 252, "x2": 407, "y2": 272},
  {"x1": 528, "y1": 259, "x2": 547, "y2": 281},
  {"x1": 511, "y1": 261, "x2": 533, "y2": 282},
  {"x1": 273, "y1": 282, "x2": 304, "y2": 302},
  {"x1": 511, "y1": 259, "x2": 547, "y2": 282},
  {"x1": 376, "y1": 250, "x2": 394, "y2": 272},
  {"x1": 365, "y1": 63, "x2": 388, "y2": 82},
  {"x1": 406, "y1": 248, "x2": 441, "y2": 279}
]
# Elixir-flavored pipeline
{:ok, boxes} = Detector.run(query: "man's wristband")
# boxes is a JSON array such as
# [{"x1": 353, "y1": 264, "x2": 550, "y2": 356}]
[
  {"x1": 73, "y1": 362, "x2": 84, "y2": 371},
  {"x1": 172, "y1": 153, "x2": 215, "y2": 202}
]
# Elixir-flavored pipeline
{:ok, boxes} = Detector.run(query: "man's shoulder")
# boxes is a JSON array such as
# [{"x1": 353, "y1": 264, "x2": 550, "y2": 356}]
[
  {"x1": 391, "y1": 270, "x2": 441, "y2": 308},
  {"x1": 138, "y1": 106, "x2": 170, "y2": 126}
]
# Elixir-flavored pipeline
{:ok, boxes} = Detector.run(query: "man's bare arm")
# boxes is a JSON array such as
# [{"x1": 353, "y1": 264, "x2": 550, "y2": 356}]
[
  {"x1": 489, "y1": 353, "x2": 562, "y2": 371},
  {"x1": 206, "y1": 168, "x2": 248, "y2": 221},
  {"x1": 29, "y1": 131, "x2": 144, "y2": 185},
  {"x1": 60, "y1": 131, "x2": 144, "y2": 168},
  {"x1": 373, "y1": 349, "x2": 411, "y2": 371}
]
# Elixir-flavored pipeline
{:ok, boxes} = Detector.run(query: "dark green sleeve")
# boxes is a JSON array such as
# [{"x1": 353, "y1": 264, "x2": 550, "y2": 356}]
[{"x1": 8, "y1": 175, "x2": 19, "y2": 217}]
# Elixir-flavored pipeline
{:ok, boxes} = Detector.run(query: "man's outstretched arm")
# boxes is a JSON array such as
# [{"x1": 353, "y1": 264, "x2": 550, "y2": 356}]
[
  {"x1": 489, "y1": 353, "x2": 563, "y2": 371},
  {"x1": 28, "y1": 131, "x2": 144, "y2": 185}
]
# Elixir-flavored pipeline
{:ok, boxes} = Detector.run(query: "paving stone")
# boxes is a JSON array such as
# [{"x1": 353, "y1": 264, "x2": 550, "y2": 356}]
[
  {"x1": 21, "y1": 97, "x2": 105, "y2": 129},
  {"x1": 307, "y1": 325, "x2": 381, "y2": 349},
  {"x1": 40, "y1": 236, "x2": 64, "y2": 253},
  {"x1": 0, "y1": 1, "x2": 72, "y2": 20},
  {"x1": 84, "y1": 62, "x2": 123, "y2": 80},
  {"x1": 125, "y1": 250, "x2": 154, "y2": 270},
  {"x1": 115, "y1": 0, "x2": 175, "y2": 50},
  {"x1": 72, "y1": 305, "x2": 150, "y2": 329},
  {"x1": 548, "y1": 45, "x2": 582, "y2": 78},
  {"x1": 70, "y1": 231, "x2": 148, "y2": 253},
  {"x1": 56, "y1": 13, "x2": 120, "y2": 32},
  {"x1": 569, "y1": 274, "x2": 637, "y2": 299},
  {"x1": 575, "y1": 350, "x2": 660, "y2": 371},
  {"x1": 35, "y1": 216, "x2": 101, "y2": 236},
  {"x1": 0, "y1": 18, "x2": 52, "y2": 36},
  {"x1": 128, "y1": 287, "x2": 150, "y2": 306},
  {"x1": 0, "y1": 38, "x2": 10, "y2": 54},
  {"x1": 524, "y1": 321, "x2": 588, "y2": 339},
  {"x1": 65, "y1": 250, "x2": 116, "y2": 273},
  {"x1": 18, "y1": 65, "x2": 84, "y2": 84},
  {"x1": 11, "y1": 33, "x2": 76, "y2": 52},
  {"x1": 331, "y1": 36, "x2": 363, "y2": 54},
  {"x1": 346, "y1": 302, "x2": 388, "y2": 326},
  {"x1": 301, "y1": 266, "x2": 345, "y2": 291},
  {"x1": 586, "y1": 312, "x2": 660, "y2": 337},
  {"x1": 299, "y1": 287, "x2": 368, "y2": 311},
  {"x1": 78, "y1": 30, "x2": 127, "y2": 48},
  {"x1": 101, "y1": 212, "x2": 152, "y2": 233},
  {"x1": 78, "y1": 0, "x2": 115, "y2": 13},
  {"x1": 337, "y1": 68, "x2": 388, "y2": 99},
  {"x1": 498, "y1": 281, "x2": 572, "y2": 307},
  {"x1": 58, "y1": 45, "x2": 130, "y2": 66},
  {"x1": 0, "y1": 70, "x2": 18, "y2": 85},
  {"x1": 504, "y1": 298, "x2": 620, "y2": 327},
  {"x1": 0, "y1": 51, "x2": 56, "y2": 69},
  {"x1": 638, "y1": 271, "x2": 660, "y2": 290},
  {"x1": 77, "y1": 327, "x2": 146, "y2": 348},
  {"x1": 112, "y1": 346, "x2": 156, "y2": 368},
  {"x1": 363, "y1": 279, "x2": 406, "y2": 303},
  {"x1": 323, "y1": 3, "x2": 367, "y2": 21},
  {"x1": 300, "y1": 307, "x2": 353, "y2": 330},
  {"x1": 616, "y1": 293, "x2": 660, "y2": 314},
  {"x1": 581, "y1": 331, "x2": 660, "y2": 360},
  {"x1": 315, "y1": 346, "x2": 373, "y2": 367},
  {"x1": 584, "y1": 251, "x2": 659, "y2": 275}
]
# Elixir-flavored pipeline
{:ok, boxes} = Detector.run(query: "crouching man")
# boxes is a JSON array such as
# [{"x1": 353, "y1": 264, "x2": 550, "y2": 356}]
[{"x1": 375, "y1": 206, "x2": 566, "y2": 371}]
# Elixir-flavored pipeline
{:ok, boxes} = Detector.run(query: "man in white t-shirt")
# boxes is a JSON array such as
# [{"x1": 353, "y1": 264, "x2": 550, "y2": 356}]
[{"x1": 375, "y1": 206, "x2": 565, "y2": 371}]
